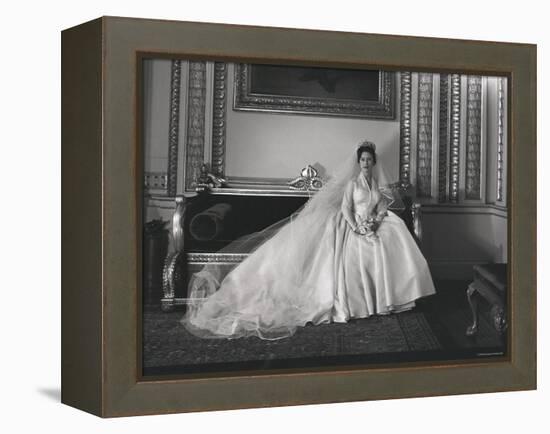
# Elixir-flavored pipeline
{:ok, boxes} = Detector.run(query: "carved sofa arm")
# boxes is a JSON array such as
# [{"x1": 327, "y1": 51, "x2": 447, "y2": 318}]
[
  {"x1": 411, "y1": 201, "x2": 422, "y2": 243},
  {"x1": 388, "y1": 182, "x2": 422, "y2": 244},
  {"x1": 161, "y1": 196, "x2": 189, "y2": 312}
]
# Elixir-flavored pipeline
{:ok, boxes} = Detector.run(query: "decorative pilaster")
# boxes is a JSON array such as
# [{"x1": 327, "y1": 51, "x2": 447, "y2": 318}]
[
  {"x1": 449, "y1": 74, "x2": 461, "y2": 203},
  {"x1": 211, "y1": 62, "x2": 227, "y2": 177},
  {"x1": 399, "y1": 72, "x2": 412, "y2": 185},
  {"x1": 185, "y1": 61, "x2": 207, "y2": 191},
  {"x1": 497, "y1": 77, "x2": 505, "y2": 203},
  {"x1": 416, "y1": 73, "x2": 433, "y2": 197},
  {"x1": 167, "y1": 60, "x2": 182, "y2": 197},
  {"x1": 438, "y1": 74, "x2": 449, "y2": 202},
  {"x1": 465, "y1": 76, "x2": 482, "y2": 200}
]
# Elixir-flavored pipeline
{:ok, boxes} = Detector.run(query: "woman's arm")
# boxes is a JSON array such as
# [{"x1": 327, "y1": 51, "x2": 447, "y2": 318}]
[
  {"x1": 341, "y1": 181, "x2": 358, "y2": 231},
  {"x1": 375, "y1": 196, "x2": 389, "y2": 221},
  {"x1": 373, "y1": 193, "x2": 389, "y2": 230}
]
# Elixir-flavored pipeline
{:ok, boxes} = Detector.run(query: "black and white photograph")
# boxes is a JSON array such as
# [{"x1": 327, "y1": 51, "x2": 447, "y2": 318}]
[{"x1": 141, "y1": 59, "x2": 509, "y2": 376}]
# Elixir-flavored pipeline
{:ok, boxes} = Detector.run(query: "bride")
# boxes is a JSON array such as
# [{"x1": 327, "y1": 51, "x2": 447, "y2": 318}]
[{"x1": 182, "y1": 140, "x2": 436, "y2": 340}]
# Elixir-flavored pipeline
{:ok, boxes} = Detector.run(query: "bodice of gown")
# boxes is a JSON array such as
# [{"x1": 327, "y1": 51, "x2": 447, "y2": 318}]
[{"x1": 351, "y1": 174, "x2": 381, "y2": 222}]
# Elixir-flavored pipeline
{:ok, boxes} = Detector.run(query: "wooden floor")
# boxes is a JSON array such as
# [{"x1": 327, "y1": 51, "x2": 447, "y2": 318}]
[{"x1": 418, "y1": 280, "x2": 506, "y2": 354}]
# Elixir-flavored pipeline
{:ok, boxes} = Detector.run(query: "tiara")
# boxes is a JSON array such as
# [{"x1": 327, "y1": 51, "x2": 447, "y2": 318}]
[{"x1": 357, "y1": 140, "x2": 376, "y2": 151}]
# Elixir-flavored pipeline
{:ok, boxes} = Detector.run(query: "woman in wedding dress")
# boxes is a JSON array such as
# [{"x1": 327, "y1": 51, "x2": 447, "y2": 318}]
[{"x1": 182, "y1": 140, "x2": 436, "y2": 340}]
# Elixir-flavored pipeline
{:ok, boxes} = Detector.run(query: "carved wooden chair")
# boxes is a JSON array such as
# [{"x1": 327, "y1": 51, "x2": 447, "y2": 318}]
[{"x1": 465, "y1": 263, "x2": 508, "y2": 337}]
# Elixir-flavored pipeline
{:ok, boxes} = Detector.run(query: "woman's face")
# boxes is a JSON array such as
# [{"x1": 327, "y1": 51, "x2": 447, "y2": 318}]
[{"x1": 359, "y1": 151, "x2": 375, "y2": 174}]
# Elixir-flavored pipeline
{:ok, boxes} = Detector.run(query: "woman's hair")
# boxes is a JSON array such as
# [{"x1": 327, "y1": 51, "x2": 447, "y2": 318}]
[{"x1": 356, "y1": 142, "x2": 377, "y2": 164}]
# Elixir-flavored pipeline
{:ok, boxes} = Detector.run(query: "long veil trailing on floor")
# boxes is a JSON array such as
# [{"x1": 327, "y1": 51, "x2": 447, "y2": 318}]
[{"x1": 181, "y1": 141, "x2": 406, "y2": 340}]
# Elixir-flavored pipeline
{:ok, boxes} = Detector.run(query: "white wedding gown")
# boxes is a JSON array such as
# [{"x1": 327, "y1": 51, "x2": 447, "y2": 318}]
[{"x1": 183, "y1": 172, "x2": 436, "y2": 340}]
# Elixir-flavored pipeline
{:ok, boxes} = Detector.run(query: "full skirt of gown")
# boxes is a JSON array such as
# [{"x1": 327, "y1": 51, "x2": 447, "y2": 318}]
[{"x1": 182, "y1": 210, "x2": 436, "y2": 340}]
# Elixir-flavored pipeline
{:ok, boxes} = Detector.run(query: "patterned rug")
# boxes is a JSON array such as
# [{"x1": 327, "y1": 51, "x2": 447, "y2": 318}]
[{"x1": 143, "y1": 308, "x2": 441, "y2": 373}]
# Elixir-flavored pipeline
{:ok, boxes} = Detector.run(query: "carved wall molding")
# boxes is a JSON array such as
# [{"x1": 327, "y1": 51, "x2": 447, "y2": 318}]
[
  {"x1": 497, "y1": 77, "x2": 505, "y2": 203},
  {"x1": 449, "y1": 74, "x2": 461, "y2": 203},
  {"x1": 184, "y1": 61, "x2": 207, "y2": 191},
  {"x1": 416, "y1": 73, "x2": 433, "y2": 197},
  {"x1": 211, "y1": 62, "x2": 228, "y2": 177},
  {"x1": 167, "y1": 60, "x2": 182, "y2": 197},
  {"x1": 144, "y1": 171, "x2": 168, "y2": 192},
  {"x1": 438, "y1": 74, "x2": 449, "y2": 202},
  {"x1": 399, "y1": 72, "x2": 412, "y2": 185},
  {"x1": 465, "y1": 76, "x2": 482, "y2": 200}
]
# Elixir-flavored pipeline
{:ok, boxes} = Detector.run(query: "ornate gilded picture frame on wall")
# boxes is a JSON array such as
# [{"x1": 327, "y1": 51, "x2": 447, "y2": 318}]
[
  {"x1": 61, "y1": 16, "x2": 536, "y2": 417},
  {"x1": 233, "y1": 64, "x2": 396, "y2": 118}
]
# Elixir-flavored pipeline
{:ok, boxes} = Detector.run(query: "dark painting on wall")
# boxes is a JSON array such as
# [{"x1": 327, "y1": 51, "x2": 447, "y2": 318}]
[{"x1": 249, "y1": 64, "x2": 380, "y2": 100}]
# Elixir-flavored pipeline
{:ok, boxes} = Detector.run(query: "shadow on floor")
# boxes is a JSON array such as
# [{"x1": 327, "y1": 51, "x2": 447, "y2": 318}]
[{"x1": 37, "y1": 388, "x2": 61, "y2": 402}]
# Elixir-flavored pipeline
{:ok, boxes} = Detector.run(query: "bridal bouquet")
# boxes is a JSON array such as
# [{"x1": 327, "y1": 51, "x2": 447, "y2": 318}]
[{"x1": 356, "y1": 216, "x2": 379, "y2": 241}]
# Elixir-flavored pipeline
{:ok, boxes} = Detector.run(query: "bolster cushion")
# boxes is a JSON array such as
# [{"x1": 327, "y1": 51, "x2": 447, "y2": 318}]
[{"x1": 189, "y1": 203, "x2": 233, "y2": 241}]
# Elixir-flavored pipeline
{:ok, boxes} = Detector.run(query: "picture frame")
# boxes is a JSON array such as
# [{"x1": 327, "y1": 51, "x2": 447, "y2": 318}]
[
  {"x1": 61, "y1": 16, "x2": 536, "y2": 417},
  {"x1": 233, "y1": 64, "x2": 395, "y2": 119}
]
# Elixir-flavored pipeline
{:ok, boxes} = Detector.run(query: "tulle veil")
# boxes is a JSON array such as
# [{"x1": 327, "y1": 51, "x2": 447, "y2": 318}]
[{"x1": 182, "y1": 141, "x2": 404, "y2": 339}]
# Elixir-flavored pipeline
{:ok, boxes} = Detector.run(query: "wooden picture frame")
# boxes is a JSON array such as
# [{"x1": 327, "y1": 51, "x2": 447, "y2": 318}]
[{"x1": 61, "y1": 16, "x2": 536, "y2": 417}]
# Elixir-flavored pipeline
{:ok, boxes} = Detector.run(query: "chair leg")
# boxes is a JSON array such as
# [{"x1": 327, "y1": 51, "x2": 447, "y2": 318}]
[{"x1": 466, "y1": 284, "x2": 478, "y2": 336}]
